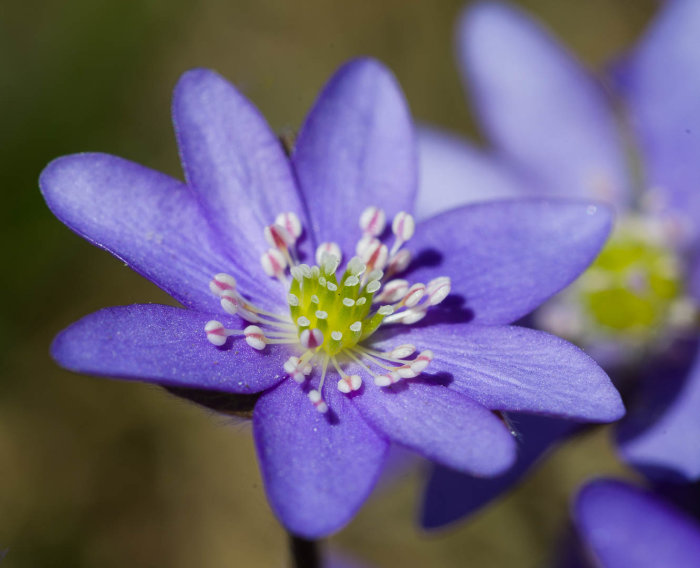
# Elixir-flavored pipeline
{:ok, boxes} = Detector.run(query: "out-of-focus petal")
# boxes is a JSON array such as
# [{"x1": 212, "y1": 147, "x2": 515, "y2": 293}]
[
  {"x1": 51, "y1": 304, "x2": 287, "y2": 393},
  {"x1": 407, "y1": 199, "x2": 612, "y2": 325},
  {"x1": 293, "y1": 58, "x2": 417, "y2": 258},
  {"x1": 173, "y1": 68, "x2": 304, "y2": 301},
  {"x1": 415, "y1": 126, "x2": 528, "y2": 221},
  {"x1": 613, "y1": 0, "x2": 700, "y2": 241},
  {"x1": 575, "y1": 479, "x2": 700, "y2": 568},
  {"x1": 39, "y1": 153, "x2": 275, "y2": 312},
  {"x1": 253, "y1": 379, "x2": 388, "y2": 538},
  {"x1": 353, "y1": 380, "x2": 515, "y2": 476},
  {"x1": 459, "y1": 2, "x2": 631, "y2": 206}
]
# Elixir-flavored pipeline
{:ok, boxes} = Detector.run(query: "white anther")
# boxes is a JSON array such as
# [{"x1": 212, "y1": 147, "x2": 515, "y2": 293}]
[
  {"x1": 316, "y1": 242, "x2": 342, "y2": 267},
  {"x1": 275, "y1": 212, "x2": 302, "y2": 240},
  {"x1": 204, "y1": 320, "x2": 227, "y2": 346},
  {"x1": 359, "y1": 206, "x2": 387, "y2": 236},
  {"x1": 410, "y1": 350, "x2": 433, "y2": 374},
  {"x1": 366, "y1": 280, "x2": 381, "y2": 294},
  {"x1": 360, "y1": 239, "x2": 389, "y2": 272},
  {"x1": 244, "y1": 325, "x2": 266, "y2": 350},
  {"x1": 209, "y1": 273, "x2": 237, "y2": 296},
  {"x1": 220, "y1": 289, "x2": 240, "y2": 315},
  {"x1": 387, "y1": 249, "x2": 412, "y2": 274},
  {"x1": 374, "y1": 279, "x2": 409, "y2": 303},
  {"x1": 384, "y1": 306, "x2": 428, "y2": 325},
  {"x1": 320, "y1": 252, "x2": 340, "y2": 275},
  {"x1": 344, "y1": 275, "x2": 360, "y2": 287},
  {"x1": 290, "y1": 266, "x2": 304, "y2": 282},
  {"x1": 367, "y1": 269, "x2": 384, "y2": 282},
  {"x1": 356, "y1": 235, "x2": 374, "y2": 257},
  {"x1": 264, "y1": 223, "x2": 294, "y2": 250},
  {"x1": 308, "y1": 389, "x2": 328, "y2": 413},
  {"x1": 288, "y1": 293, "x2": 300, "y2": 307},
  {"x1": 374, "y1": 371, "x2": 400, "y2": 387},
  {"x1": 300, "y1": 328, "x2": 324, "y2": 349},
  {"x1": 311, "y1": 266, "x2": 320, "y2": 279},
  {"x1": 299, "y1": 264, "x2": 312, "y2": 278},
  {"x1": 297, "y1": 316, "x2": 311, "y2": 328},
  {"x1": 396, "y1": 364, "x2": 418, "y2": 379},
  {"x1": 403, "y1": 283, "x2": 426, "y2": 308},
  {"x1": 426, "y1": 277, "x2": 451, "y2": 305},
  {"x1": 392, "y1": 211, "x2": 415, "y2": 242},
  {"x1": 337, "y1": 374, "x2": 362, "y2": 393},
  {"x1": 346, "y1": 257, "x2": 367, "y2": 276},
  {"x1": 261, "y1": 248, "x2": 287, "y2": 278},
  {"x1": 390, "y1": 344, "x2": 416, "y2": 359},
  {"x1": 284, "y1": 356, "x2": 312, "y2": 383}
]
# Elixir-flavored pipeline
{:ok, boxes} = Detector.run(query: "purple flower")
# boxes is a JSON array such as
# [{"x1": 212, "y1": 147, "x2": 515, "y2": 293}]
[
  {"x1": 40, "y1": 58, "x2": 622, "y2": 538},
  {"x1": 567, "y1": 479, "x2": 700, "y2": 568},
  {"x1": 419, "y1": 0, "x2": 700, "y2": 527}
]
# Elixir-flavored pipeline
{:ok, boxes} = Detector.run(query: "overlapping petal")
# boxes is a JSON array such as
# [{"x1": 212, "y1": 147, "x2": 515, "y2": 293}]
[
  {"x1": 293, "y1": 58, "x2": 417, "y2": 257},
  {"x1": 407, "y1": 199, "x2": 612, "y2": 325},
  {"x1": 253, "y1": 379, "x2": 388, "y2": 538},
  {"x1": 575, "y1": 480, "x2": 700, "y2": 568},
  {"x1": 613, "y1": 0, "x2": 700, "y2": 238},
  {"x1": 51, "y1": 304, "x2": 287, "y2": 393},
  {"x1": 459, "y1": 2, "x2": 631, "y2": 206},
  {"x1": 39, "y1": 153, "x2": 250, "y2": 312},
  {"x1": 415, "y1": 126, "x2": 528, "y2": 221},
  {"x1": 353, "y1": 380, "x2": 515, "y2": 476},
  {"x1": 173, "y1": 68, "x2": 303, "y2": 304}
]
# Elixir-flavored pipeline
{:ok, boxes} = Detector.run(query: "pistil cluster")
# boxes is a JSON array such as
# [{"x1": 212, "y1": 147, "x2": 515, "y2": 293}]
[{"x1": 204, "y1": 207, "x2": 451, "y2": 413}]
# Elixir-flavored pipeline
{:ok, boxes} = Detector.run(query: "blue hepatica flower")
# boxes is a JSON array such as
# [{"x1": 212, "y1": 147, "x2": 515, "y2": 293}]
[
  {"x1": 40, "y1": 58, "x2": 622, "y2": 538},
  {"x1": 565, "y1": 479, "x2": 700, "y2": 568},
  {"x1": 419, "y1": 0, "x2": 700, "y2": 527}
]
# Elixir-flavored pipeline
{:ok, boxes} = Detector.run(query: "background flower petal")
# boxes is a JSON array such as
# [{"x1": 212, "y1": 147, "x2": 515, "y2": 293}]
[
  {"x1": 575, "y1": 479, "x2": 700, "y2": 568},
  {"x1": 374, "y1": 324, "x2": 623, "y2": 421},
  {"x1": 39, "y1": 153, "x2": 281, "y2": 312},
  {"x1": 407, "y1": 199, "x2": 612, "y2": 325},
  {"x1": 173, "y1": 68, "x2": 306, "y2": 294},
  {"x1": 253, "y1": 379, "x2": 388, "y2": 539},
  {"x1": 459, "y1": 2, "x2": 631, "y2": 206},
  {"x1": 612, "y1": 0, "x2": 700, "y2": 243},
  {"x1": 415, "y1": 126, "x2": 528, "y2": 221},
  {"x1": 353, "y1": 380, "x2": 515, "y2": 476},
  {"x1": 51, "y1": 304, "x2": 287, "y2": 393},
  {"x1": 292, "y1": 58, "x2": 417, "y2": 258}
]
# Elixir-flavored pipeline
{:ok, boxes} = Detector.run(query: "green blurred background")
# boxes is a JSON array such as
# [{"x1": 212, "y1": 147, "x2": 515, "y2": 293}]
[{"x1": 0, "y1": 1, "x2": 656, "y2": 566}]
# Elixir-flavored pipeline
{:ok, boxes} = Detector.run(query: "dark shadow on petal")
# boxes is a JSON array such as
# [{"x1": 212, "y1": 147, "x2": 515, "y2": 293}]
[
  {"x1": 418, "y1": 371, "x2": 454, "y2": 388},
  {"x1": 164, "y1": 385, "x2": 261, "y2": 419},
  {"x1": 403, "y1": 247, "x2": 443, "y2": 276}
]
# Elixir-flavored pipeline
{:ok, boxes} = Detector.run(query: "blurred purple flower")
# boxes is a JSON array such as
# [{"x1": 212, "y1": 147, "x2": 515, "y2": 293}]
[
  {"x1": 40, "y1": 58, "x2": 622, "y2": 538},
  {"x1": 565, "y1": 479, "x2": 700, "y2": 568},
  {"x1": 419, "y1": 0, "x2": 700, "y2": 527}
]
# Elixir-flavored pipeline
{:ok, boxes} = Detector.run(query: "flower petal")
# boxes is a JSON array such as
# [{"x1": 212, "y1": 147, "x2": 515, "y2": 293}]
[
  {"x1": 616, "y1": 339, "x2": 700, "y2": 481},
  {"x1": 292, "y1": 58, "x2": 417, "y2": 257},
  {"x1": 421, "y1": 414, "x2": 576, "y2": 529},
  {"x1": 415, "y1": 126, "x2": 528, "y2": 221},
  {"x1": 613, "y1": 0, "x2": 700, "y2": 241},
  {"x1": 253, "y1": 379, "x2": 388, "y2": 538},
  {"x1": 352, "y1": 380, "x2": 515, "y2": 476},
  {"x1": 373, "y1": 323, "x2": 623, "y2": 422},
  {"x1": 51, "y1": 304, "x2": 287, "y2": 394},
  {"x1": 39, "y1": 153, "x2": 278, "y2": 312},
  {"x1": 575, "y1": 480, "x2": 700, "y2": 568},
  {"x1": 407, "y1": 199, "x2": 612, "y2": 325},
  {"x1": 172, "y1": 68, "x2": 306, "y2": 287},
  {"x1": 459, "y1": 2, "x2": 631, "y2": 206}
]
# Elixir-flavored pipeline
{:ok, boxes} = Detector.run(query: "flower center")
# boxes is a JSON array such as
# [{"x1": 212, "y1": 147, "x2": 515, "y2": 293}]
[{"x1": 203, "y1": 207, "x2": 450, "y2": 413}]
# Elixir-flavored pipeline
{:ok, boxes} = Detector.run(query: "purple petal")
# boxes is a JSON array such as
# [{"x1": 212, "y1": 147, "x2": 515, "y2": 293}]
[
  {"x1": 575, "y1": 479, "x2": 700, "y2": 568},
  {"x1": 292, "y1": 58, "x2": 417, "y2": 258},
  {"x1": 616, "y1": 339, "x2": 700, "y2": 481},
  {"x1": 613, "y1": 0, "x2": 700, "y2": 240},
  {"x1": 51, "y1": 304, "x2": 287, "y2": 393},
  {"x1": 415, "y1": 126, "x2": 529, "y2": 221},
  {"x1": 408, "y1": 199, "x2": 612, "y2": 325},
  {"x1": 421, "y1": 414, "x2": 576, "y2": 529},
  {"x1": 39, "y1": 153, "x2": 275, "y2": 312},
  {"x1": 373, "y1": 323, "x2": 623, "y2": 421},
  {"x1": 172, "y1": 69, "x2": 306, "y2": 293},
  {"x1": 352, "y1": 380, "x2": 515, "y2": 476},
  {"x1": 459, "y1": 2, "x2": 631, "y2": 206},
  {"x1": 253, "y1": 379, "x2": 388, "y2": 538}
]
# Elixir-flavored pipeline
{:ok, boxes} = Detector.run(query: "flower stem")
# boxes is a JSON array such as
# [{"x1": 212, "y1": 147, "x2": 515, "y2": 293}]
[{"x1": 289, "y1": 533, "x2": 320, "y2": 568}]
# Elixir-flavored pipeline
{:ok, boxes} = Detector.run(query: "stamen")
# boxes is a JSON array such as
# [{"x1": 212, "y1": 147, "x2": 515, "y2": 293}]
[
  {"x1": 204, "y1": 320, "x2": 229, "y2": 346},
  {"x1": 244, "y1": 325, "x2": 267, "y2": 350},
  {"x1": 426, "y1": 277, "x2": 451, "y2": 305},
  {"x1": 264, "y1": 223, "x2": 295, "y2": 251},
  {"x1": 359, "y1": 206, "x2": 386, "y2": 237},
  {"x1": 374, "y1": 279, "x2": 409, "y2": 303},
  {"x1": 384, "y1": 306, "x2": 428, "y2": 325},
  {"x1": 261, "y1": 248, "x2": 287, "y2": 279},
  {"x1": 274, "y1": 212, "x2": 302, "y2": 241},
  {"x1": 284, "y1": 356, "x2": 312, "y2": 383},
  {"x1": 308, "y1": 389, "x2": 328, "y2": 414},
  {"x1": 391, "y1": 211, "x2": 415, "y2": 244},
  {"x1": 300, "y1": 328, "x2": 324, "y2": 350},
  {"x1": 359, "y1": 238, "x2": 389, "y2": 272},
  {"x1": 402, "y1": 283, "x2": 426, "y2": 308},
  {"x1": 220, "y1": 289, "x2": 240, "y2": 315},
  {"x1": 316, "y1": 242, "x2": 342, "y2": 266},
  {"x1": 209, "y1": 273, "x2": 237, "y2": 296},
  {"x1": 386, "y1": 249, "x2": 411, "y2": 276}
]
